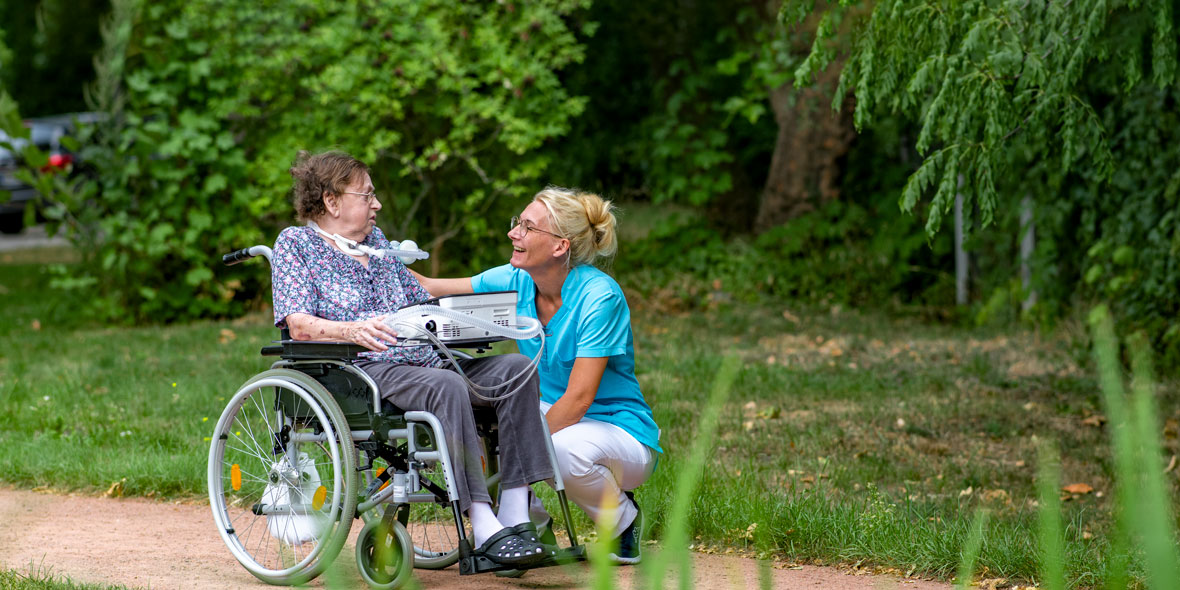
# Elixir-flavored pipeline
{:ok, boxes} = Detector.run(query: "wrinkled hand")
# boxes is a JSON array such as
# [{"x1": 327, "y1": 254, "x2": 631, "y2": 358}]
[{"x1": 343, "y1": 315, "x2": 400, "y2": 351}]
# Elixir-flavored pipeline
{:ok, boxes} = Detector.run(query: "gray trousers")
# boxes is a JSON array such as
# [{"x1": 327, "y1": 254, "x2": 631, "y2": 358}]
[{"x1": 355, "y1": 354, "x2": 552, "y2": 513}]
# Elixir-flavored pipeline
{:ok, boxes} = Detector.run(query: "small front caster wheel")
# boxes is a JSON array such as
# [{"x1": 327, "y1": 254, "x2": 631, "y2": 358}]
[{"x1": 356, "y1": 515, "x2": 413, "y2": 589}]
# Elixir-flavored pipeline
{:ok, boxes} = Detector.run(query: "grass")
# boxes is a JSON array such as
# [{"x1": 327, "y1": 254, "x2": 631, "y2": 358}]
[
  {"x1": 0, "y1": 568, "x2": 130, "y2": 590},
  {"x1": 4, "y1": 245, "x2": 1179, "y2": 588}
]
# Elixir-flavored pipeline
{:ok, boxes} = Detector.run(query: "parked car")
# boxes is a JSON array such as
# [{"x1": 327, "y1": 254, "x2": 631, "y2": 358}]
[{"x1": 0, "y1": 113, "x2": 97, "y2": 234}]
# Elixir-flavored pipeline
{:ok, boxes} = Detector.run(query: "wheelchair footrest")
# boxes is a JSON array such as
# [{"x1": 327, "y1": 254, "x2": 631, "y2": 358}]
[{"x1": 458, "y1": 544, "x2": 586, "y2": 575}]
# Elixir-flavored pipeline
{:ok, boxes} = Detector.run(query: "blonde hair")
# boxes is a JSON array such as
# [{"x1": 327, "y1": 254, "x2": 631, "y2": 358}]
[{"x1": 533, "y1": 186, "x2": 618, "y2": 267}]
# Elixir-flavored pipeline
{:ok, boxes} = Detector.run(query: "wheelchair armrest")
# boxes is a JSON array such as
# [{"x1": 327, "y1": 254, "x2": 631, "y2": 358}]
[{"x1": 263, "y1": 340, "x2": 368, "y2": 360}]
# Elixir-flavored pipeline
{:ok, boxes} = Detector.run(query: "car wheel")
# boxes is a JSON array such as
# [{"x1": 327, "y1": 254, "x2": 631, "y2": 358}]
[{"x1": 0, "y1": 213, "x2": 24, "y2": 235}]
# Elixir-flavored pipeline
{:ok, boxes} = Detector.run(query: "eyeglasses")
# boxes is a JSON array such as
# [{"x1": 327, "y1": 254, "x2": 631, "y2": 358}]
[
  {"x1": 510, "y1": 216, "x2": 564, "y2": 239},
  {"x1": 343, "y1": 190, "x2": 378, "y2": 204}
]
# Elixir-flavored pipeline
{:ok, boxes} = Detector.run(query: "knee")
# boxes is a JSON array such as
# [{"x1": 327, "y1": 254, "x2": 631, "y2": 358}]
[
  {"x1": 552, "y1": 432, "x2": 598, "y2": 479},
  {"x1": 421, "y1": 372, "x2": 470, "y2": 413},
  {"x1": 499, "y1": 353, "x2": 530, "y2": 368}
]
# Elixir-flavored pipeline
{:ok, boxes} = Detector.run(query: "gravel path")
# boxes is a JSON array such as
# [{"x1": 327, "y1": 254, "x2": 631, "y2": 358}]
[{"x1": 0, "y1": 488, "x2": 951, "y2": 590}]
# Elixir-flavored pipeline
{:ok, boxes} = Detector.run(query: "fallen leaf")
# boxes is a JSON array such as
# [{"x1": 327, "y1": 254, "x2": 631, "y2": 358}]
[
  {"x1": 1062, "y1": 483, "x2": 1094, "y2": 495},
  {"x1": 756, "y1": 406, "x2": 781, "y2": 419},
  {"x1": 959, "y1": 486, "x2": 974, "y2": 497},
  {"x1": 31, "y1": 319, "x2": 41, "y2": 331},
  {"x1": 104, "y1": 477, "x2": 127, "y2": 498},
  {"x1": 1166, "y1": 455, "x2": 1177, "y2": 473},
  {"x1": 782, "y1": 310, "x2": 800, "y2": 324},
  {"x1": 219, "y1": 328, "x2": 237, "y2": 344},
  {"x1": 1082, "y1": 414, "x2": 1106, "y2": 427},
  {"x1": 979, "y1": 577, "x2": 1008, "y2": 590}
]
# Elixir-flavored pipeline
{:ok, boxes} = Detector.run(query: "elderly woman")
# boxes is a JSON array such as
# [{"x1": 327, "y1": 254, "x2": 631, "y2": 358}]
[
  {"x1": 271, "y1": 150, "x2": 551, "y2": 567},
  {"x1": 415, "y1": 186, "x2": 661, "y2": 565}
]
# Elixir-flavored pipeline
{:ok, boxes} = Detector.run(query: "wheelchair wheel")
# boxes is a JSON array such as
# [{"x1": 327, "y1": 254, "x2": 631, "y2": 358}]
[
  {"x1": 356, "y1": 514, "x2": 413, "y2": 589},
  {"x1": 208, "y1": 369, "x2": 358, "y2": 585},
  {"x1": 398, "y1": 459, "x2": 463, "y2": 569}
]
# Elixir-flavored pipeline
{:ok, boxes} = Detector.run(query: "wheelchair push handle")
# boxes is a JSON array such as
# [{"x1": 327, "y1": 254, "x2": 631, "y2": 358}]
[{"x1": 222, "y1": 245, "x2": 273, "y2": 266}]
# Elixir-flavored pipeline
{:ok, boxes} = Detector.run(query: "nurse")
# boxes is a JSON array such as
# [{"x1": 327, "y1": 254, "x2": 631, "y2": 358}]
[{"x1": 415, "y1": 186, "x2": 660, "y2": 565}]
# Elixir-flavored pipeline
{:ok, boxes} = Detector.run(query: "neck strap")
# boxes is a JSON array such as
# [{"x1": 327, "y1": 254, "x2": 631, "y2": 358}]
[{"x1": 307, "y1": 221, "x2": 385, "y2": 258}]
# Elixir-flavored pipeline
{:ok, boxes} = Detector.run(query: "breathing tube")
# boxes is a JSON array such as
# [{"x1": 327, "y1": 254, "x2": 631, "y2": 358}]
[
  {"x1": 307, "y1": 221, "x2": 429, "y2": 263},
  {"x1": 381, "y1": 305, "x2": 545, "y2": 402}
]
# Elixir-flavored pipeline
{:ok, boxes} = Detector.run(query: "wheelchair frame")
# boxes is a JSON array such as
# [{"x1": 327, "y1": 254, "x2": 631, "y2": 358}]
[{"x1": 208, "y1": 246, "x2": 584, "y2": 589}]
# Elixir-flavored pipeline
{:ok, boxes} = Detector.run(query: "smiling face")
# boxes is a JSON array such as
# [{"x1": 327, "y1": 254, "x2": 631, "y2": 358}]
[
  {"x1": 508, "y1": 200, "x2": 568, "y2": 272},
  {"x1": 321, "y1": 171, "x2": 380, "y2": 242}
]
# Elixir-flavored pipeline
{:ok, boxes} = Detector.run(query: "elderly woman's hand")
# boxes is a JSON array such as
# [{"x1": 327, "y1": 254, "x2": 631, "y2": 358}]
[
  {"x1": 285, "y1": 312, "x2": 401, "y2": 351},
  {"x1": 342, "y1": 315, "x2": 401, "y2": 351}
]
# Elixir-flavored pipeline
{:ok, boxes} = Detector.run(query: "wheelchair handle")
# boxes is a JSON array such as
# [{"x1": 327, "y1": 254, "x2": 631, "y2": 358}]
[{"x1": 222, "y1": 245, "x2": 273, "y2": 266}]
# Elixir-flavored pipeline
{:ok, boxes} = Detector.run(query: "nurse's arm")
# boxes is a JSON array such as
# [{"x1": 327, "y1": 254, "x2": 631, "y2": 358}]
[
  {"x1": 546, "y1": 357, "x2": 608, "y2": 434},
  {"x1": 408, "y1": 271, "x2": 474, "y2": 297}
]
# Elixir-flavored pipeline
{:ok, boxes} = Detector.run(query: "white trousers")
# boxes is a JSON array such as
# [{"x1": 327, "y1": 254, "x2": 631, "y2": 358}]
[{"x1": 541, "y1": 401, "x2": 656, "y2": 533}]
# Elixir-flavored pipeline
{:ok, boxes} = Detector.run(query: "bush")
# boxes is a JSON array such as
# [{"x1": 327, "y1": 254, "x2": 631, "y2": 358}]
[{"x1": 22, "y1": 0, "x2": 592, "y2": 322}]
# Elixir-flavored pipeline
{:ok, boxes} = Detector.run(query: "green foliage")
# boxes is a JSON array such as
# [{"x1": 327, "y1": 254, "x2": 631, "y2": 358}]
[
  {"x1": 621, "y1": 196, "x2": 951, "y2": 310},
  {"x1": 784, "y1": 0, "x2": 1177, "y2": 236},
  {"x1": 545, "y1": 1, "x2": 785, "y2": 220},
  {"x1": 0, "y1": 1, "x2": 108, "y2": 117},
  {"x1": 32, "y1": 0, "x2": 589, "y2": 322}
]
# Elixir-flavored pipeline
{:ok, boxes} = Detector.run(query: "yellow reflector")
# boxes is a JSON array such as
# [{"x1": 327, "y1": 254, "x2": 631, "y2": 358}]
[
  {"x1": 230, "y1": 464, "x2": 241, "y2": 491},
  {"x1": 312, "y1": 485, "x2": 327, "y2": 511},
  {"x1": 375, "y1": 467, "x2": 390, "y2": 491}
]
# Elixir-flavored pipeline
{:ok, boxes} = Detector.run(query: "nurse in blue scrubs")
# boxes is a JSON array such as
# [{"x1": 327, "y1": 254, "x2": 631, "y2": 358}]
[{"x1": 414, "y1": 186, "x2": 660, "y2": 565}]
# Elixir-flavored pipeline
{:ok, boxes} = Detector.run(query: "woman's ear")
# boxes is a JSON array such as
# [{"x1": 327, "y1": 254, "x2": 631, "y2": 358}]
[
  {"x1": 323, "y1": 191, "x2": 339, "y2": 217},
  {"x1": 552, "y1": 237, "x2": 570, "y2": 260}
]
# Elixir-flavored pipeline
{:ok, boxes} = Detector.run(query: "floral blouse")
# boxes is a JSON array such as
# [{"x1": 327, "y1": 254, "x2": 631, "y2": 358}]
[{"x1": 271, "y1": 225, "x2": 442, "y2": 367}]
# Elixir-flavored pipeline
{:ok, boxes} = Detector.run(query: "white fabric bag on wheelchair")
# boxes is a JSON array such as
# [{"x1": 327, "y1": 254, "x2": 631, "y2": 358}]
[{"x1": 262, "y1": 452, "x2": 328, "y2": 544}]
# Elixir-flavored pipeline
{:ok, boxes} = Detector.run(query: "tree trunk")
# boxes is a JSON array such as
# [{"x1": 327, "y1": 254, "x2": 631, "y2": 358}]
[{"x1": 754, "y1": 61, "x2": 855, "y2": 232}]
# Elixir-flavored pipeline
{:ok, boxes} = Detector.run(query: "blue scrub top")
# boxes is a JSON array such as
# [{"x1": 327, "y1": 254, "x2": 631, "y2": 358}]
[{"x1": 472, "y1": 264, "x2": 662, "y2": 453}]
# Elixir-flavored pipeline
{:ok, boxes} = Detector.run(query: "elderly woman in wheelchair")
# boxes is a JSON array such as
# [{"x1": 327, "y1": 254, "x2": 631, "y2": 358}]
[{"x1": 207, "y1": 150, "x2": 583, "y2": 589}]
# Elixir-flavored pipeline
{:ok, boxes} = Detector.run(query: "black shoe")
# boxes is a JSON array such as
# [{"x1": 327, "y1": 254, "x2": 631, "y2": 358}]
[
  {"x1": 609, "y1": 492, "x2": 642, "y2": 565},
  {"x1": 473, "y1": 527, "x2": 547, "y2": 568}
]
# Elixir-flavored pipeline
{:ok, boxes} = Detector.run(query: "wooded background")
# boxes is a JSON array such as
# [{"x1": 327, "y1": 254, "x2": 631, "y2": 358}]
[{"x1": 2, "y1": 0, "x2": 1178, "y2": 367}]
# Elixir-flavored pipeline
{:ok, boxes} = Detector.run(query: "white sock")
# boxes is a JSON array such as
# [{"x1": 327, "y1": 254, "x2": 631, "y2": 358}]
[
  {"x1": 468, "y1": 502, "x2": 504, "y2": 547},
  {"x1": 496, "y1": 486, "x2": 531, "y2": 527}
]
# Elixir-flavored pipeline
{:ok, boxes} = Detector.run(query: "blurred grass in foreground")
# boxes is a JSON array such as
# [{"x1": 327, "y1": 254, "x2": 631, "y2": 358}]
[{"x1": 6, "y1": 247, "x2": 1180, "y2": 586}]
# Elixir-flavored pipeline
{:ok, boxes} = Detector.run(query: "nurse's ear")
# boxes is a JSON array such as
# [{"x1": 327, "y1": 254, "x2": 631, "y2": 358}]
[{"x1": 551, "y1": 237, "x2": 570, "y2": 262}]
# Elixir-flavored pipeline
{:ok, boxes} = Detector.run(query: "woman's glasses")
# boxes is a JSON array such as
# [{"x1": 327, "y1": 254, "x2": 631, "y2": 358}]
[
  {"x1": 343, "y1": 190, "x2": 378, "y2": 204},
  {"x1": 510, "y1": 216, "x2": 564, "y2": 239}
]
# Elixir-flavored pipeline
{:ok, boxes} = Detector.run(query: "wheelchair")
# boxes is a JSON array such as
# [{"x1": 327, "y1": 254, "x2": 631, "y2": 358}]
[{"x1": 207, "y1": 245, "x2": 585, "y2": 588}]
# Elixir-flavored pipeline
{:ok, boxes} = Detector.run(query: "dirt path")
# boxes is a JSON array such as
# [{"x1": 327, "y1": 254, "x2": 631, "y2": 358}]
[{"x1": 0, "y1": 488, "x2": 950, "y2": 590}]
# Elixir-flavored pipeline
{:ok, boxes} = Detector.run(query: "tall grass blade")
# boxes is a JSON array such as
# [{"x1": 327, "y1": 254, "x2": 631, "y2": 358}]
[
  {"x1": 1088, "y1": 306, "x2": 1135, "y2": 590},
  {"x1": 758, "y1": 557, "x2": 773, "y2": 590},
  {"x1": 642, "y1": 355, "x2": 741, "y2": 590},
  {"x1": 1127, "y1": 333, "x2": 1180, "y2": 590},
  {"x1": 588, "y1": 493, "x2": 619, "y2": 590},
  {"x1": 954, "y1": 511, "x2": 987, "y2": 590},
  {"x1": 1035, "y1": 443, "x2": 1064, "y2": 590}
]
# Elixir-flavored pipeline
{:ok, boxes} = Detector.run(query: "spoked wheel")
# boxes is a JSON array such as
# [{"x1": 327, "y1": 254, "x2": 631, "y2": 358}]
[
  {"x1": 399, "y1": 459, "x2": 463, "y2": 569},
  {"x1": 356, "y1": 514, "x2": 414, "y2": 589},
  {"x1": 208, "y1": 369, "x2": 358, "y2": 585}
]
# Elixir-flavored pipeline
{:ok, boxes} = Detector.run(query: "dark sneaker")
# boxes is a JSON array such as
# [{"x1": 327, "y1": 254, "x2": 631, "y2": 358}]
[{"x1": 609, "y1": 491, "x2": 642, "y2": 565}]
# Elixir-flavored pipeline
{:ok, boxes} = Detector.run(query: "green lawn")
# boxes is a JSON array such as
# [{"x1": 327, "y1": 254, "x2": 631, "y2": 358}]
[
  {"x1": 0, "y1": 568, "x2": 129, "y2": 590},
  {"x1": 2, "y1": 246, "x2": 1173, "y2": 587}
]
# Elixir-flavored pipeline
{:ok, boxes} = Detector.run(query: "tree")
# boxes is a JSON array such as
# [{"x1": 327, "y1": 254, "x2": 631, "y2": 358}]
[
  {"x1": 21, "y1": 0, "x2": 592, "y2": 321},
  {"x1": 785, "y1": 0, "x2": 1178, "y2": 235}
]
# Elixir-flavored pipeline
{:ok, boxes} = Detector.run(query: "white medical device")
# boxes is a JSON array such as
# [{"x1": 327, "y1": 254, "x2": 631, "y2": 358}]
[
  {"x1": 383, "y1": 291, "x2": 544, "y2": 402},
  {"x1": 400, "y1": 291, "x2": 519, "y2": 345}
]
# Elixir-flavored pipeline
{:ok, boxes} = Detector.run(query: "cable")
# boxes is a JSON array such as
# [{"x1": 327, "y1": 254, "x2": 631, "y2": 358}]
[{"x1": 382, "y1": 305, "x2": 545, "y2": 402}]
